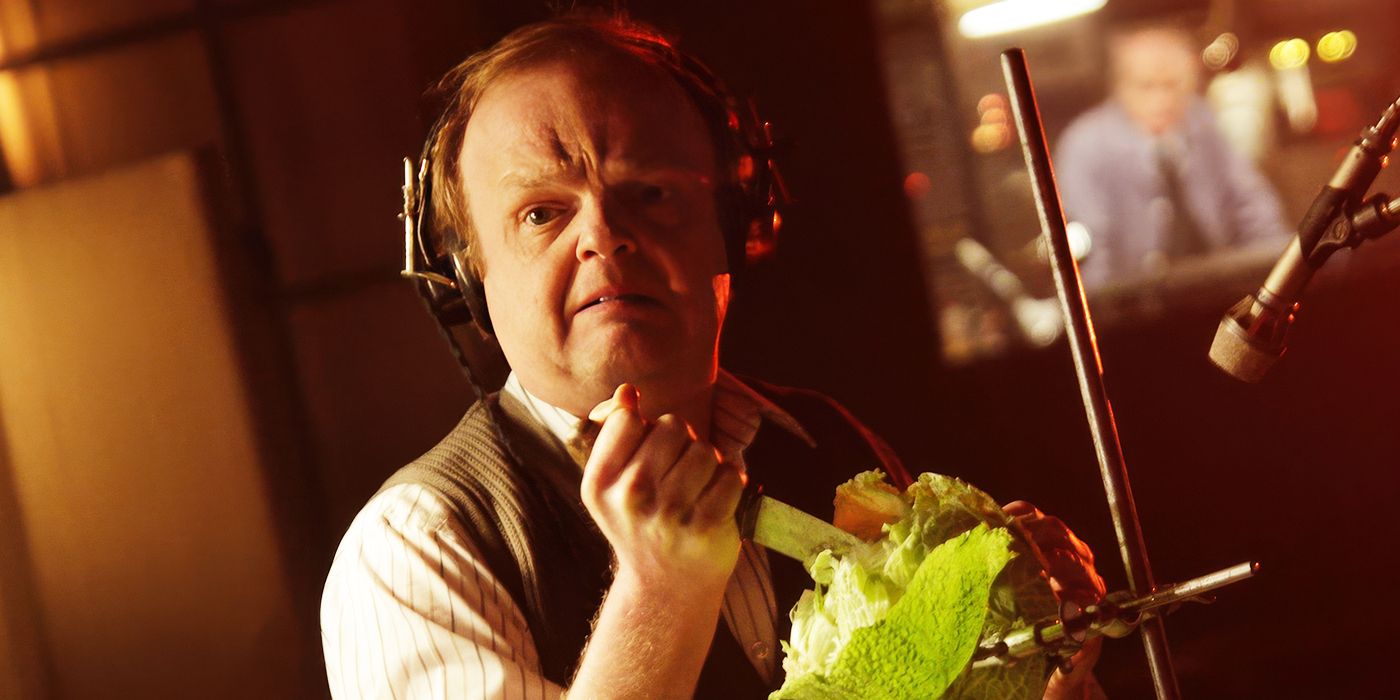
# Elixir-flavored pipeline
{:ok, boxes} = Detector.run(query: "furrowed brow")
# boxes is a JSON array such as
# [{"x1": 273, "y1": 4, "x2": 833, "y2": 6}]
[{"x1": 498, "y1": 163, "x2": 579, "y2": 190}]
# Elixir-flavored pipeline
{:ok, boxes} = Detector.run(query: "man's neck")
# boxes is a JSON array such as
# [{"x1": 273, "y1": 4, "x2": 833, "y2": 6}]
[
  {"x1": 516, "y1": 374, "x2": 718, "y2": 441},
  {"x1": 642, "y1": 381, "x2": 715, "y2": 442}
]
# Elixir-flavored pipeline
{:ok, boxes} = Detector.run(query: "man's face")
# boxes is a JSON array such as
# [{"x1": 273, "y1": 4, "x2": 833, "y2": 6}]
[
  {"x1": 1114, "y1": 36, "x2": 1198, "y2": 135},
  {"x1": 458, "y1": 55, "x2": 729, "y2": 417}
]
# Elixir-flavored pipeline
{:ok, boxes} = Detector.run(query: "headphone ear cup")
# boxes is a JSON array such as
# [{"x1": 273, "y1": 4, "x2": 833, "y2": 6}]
[
  {"x1": 449, "y1": 250, "x2": 494, "y2": 335},
  {"x1": 715, "y1": 183, "x2": 748, "y2": 274},
  {"x1": 729, "y1": 181, "x2": 781, "y2": 271}
]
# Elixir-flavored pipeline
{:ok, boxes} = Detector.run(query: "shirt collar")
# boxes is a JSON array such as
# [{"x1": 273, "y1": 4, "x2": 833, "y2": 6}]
[
  {"x1": 499, "y1": 370, "x2": 814, "y2": 460},
  {"x1": 501, "y1": 372, "x2": 586, "y2": 444},
  {"x1": 713, "y1": 371, "x2": 815, "y2": 449}
]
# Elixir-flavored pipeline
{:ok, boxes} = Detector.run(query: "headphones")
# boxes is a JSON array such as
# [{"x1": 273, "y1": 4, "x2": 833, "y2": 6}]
[{"x1": 400, "y1": 30, "x2": 789, "y2": 338}]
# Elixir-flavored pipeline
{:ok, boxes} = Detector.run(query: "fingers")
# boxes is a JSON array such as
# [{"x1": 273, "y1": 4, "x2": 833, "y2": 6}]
[
  {"x1": 1044, "y1": 550, "x2": 1106, "y2": 605},
  {"x1": 615, "y1": 414, "x2": 694, "y2": 514},
  {"x1": 587, "y1": 381, "x2": 640, "y2": 423},
  {"x1": 577, "y1": 385, "x2": 742, "y2": 589},
  {"x1": 629, "y1": 415, "x2": 742, "y2": 526},
  {"x1": 1007, "y1": 504, "x2": 1096, "y2": 565},
  {"x1": 1005, "y1": 500, "x2": 1108, "y2": 605},
  {"x1": 1002, "y1": 500, "x2": 1039, "y2": 518},
  {"x1": 663, "y1": 440, "x2": 726, "y2": 519},
  {"x1": 691, "y1": 460, "x2": 746, "y2": 528},
  {"x1": 582, "y1": 384, "x2": 735, "y2": 525},
  {"x1": 582, "y1": 384, "x2": 646, "y2": 503},
  {"x1": 1023, "y1": 519, "x2": 1095, "y2": 563}
]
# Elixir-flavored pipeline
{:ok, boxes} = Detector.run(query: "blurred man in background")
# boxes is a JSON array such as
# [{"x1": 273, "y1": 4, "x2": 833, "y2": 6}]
[{"x1": 1055, "y1": 25, "x2": 1290, "y2": 288}]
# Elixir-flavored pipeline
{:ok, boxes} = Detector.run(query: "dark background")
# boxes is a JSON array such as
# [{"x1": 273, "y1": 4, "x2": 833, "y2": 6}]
[{"x1": 0, "y1": 0, "x2": 1397, "y2": 697}]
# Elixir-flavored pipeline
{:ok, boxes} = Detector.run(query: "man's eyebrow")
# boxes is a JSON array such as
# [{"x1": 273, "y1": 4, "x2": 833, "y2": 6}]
[
  {"x1": 608, "y1": 161, "x2": 714, "y2": 184},
  {"x1": 497, "y1": 163, "x2": 578, "y2": 189},
  {"x1": 496, "y1": 127, "x2": 585, "y2": 189},
  {"x1": 498, "y1": 161, "x2": 709, "y2": 189}
]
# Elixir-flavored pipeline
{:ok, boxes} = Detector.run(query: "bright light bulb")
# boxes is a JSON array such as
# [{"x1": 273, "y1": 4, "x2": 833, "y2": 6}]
[
  {"x1": 958, "y1": 0, "x2": 1108, "y2": 39},
  {"x1": 1202, "y1": 32, "x2": 1239, "y2": 71},
  {"x1": 1269, "y1": 38, "x2": 1310, "y2": 70},
  {"x1": 1316, "y1": 30, "x2": 1357, "y2": 63}
]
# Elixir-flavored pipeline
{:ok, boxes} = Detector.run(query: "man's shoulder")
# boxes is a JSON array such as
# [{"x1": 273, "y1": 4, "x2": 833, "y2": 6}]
[
  {"x1": 1065, "y1": 100, "x2": 1124, "y2": 128},
  {"x1": 1058, "y1": 101, "x2": 1134, "y2": 151},
  {"x1": 343, "y1": 397, "x2": 510, "y2": 545},
  {"x1": 359, "y1": 397, "x2": 518, "y2": 536},
  {"x1": 379, "y1": 395, "x2": 514, "y2": 493},
  {"x1": 409, "y1": 395, "x2": 507, "y2": 467},
  {"x1": 375, "y1": 392, "x2": 586, "y2": 543},
  {"x1": 346, "y1": 481, "x2": 465, "y2": 541}
]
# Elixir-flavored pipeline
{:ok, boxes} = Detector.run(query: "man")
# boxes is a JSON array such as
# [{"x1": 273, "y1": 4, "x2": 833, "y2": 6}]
[
  {"x1": 322, "y1": 14, "x2": 1104, "y2": 698},
  {"x1": 1055, "y1": 25, "x2": 1290, "y2": 288}
]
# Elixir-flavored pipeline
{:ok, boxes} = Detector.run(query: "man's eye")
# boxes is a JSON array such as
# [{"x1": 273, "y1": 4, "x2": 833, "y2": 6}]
[
  {"x1": 638, "y1": 184, "x2": 669, "y2": 204},
  {"x1": 525, "y1": 207, "x2": 558, "y2": 226}
]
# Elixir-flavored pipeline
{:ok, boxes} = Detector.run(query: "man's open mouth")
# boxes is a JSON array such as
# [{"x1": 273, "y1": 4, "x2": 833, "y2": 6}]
[{"x1": 579, "y1": 294, "x2": 656, "y2": 312}]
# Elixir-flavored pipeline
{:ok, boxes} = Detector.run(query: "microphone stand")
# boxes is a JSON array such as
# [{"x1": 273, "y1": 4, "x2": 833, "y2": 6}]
[{"x1": 1001, "y1": 49, "x2": 1182, "y2": 699}]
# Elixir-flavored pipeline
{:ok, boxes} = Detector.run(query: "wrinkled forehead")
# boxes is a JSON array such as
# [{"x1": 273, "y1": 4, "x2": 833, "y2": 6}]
[{"x1": 463, "y1": 53, "x2": 718, "y2": 178}]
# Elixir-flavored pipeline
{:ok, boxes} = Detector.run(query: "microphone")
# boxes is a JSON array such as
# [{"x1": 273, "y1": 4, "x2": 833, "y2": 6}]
[
  {"x1": 954, "y1": 237, "x2": 1064, "y2": 348},
  {"x1": 1209, "y1": 96, "x2": 1400, "y2": 382}
]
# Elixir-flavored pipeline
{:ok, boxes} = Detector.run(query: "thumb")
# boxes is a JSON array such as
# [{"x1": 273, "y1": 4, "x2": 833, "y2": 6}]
[{"x1": 588, "y1": 383, "x2": 640, "y2": 423}]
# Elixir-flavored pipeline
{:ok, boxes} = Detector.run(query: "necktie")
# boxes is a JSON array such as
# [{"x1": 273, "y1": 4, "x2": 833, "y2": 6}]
[{"x1": 1156, "y1": 138, "x2": 1209, "y2": 260}]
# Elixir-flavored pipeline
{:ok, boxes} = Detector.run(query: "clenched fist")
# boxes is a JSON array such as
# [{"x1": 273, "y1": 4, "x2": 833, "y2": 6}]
[{"x1": 580, "y1": 383, "x2": 747, "y2": 591}]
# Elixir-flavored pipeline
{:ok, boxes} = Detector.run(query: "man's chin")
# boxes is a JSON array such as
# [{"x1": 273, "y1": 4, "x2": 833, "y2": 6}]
[
  {"x1": 577, "y1": 326, "x2": 676, "y2": 368},
  {"x1": 573, "y1": 346, "x2": 713, "y2": 406},
  {"x1": 578, "y1": 355, "x2": 666, "y2": 396}
]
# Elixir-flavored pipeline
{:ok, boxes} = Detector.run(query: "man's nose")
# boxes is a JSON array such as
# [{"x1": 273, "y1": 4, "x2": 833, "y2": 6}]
[{"x1": 575, "y1": 196, "x2": 637, "y2": 261}]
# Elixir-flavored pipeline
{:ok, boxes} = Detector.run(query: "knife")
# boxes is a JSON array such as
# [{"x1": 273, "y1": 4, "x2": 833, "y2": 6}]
[
  {"x1": 572, "y1": 403, "x2": 865, "y2": 564},
  {"x1": 737, "y1": 483, "x2": 865, "y2": 563}
]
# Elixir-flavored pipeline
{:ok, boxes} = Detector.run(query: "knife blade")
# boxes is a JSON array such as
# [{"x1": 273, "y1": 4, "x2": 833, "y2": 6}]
[{"x1": 737, "y1": 484, "x2": 865, "y2": 563}]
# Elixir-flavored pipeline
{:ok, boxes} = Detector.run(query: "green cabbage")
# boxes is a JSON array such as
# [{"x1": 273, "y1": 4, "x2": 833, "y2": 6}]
[{"x1": 773, "y1": 472, "x2": 1057, "y2": 700}]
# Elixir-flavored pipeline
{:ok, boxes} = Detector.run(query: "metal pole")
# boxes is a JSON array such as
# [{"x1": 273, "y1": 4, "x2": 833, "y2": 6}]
[{"x1": 1000, "y1": 48, "x2": 1182, "y2": 700}]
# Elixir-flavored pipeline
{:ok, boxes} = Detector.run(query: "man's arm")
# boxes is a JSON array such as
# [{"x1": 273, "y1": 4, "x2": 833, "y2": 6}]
[
  {"x1": 320, "y1": 483, "x2": 564, "y2": 699},
  {"x1": 322, "y1": 383, "x2": 742, "y2": 700},
  {"x1": 1054, "y1": 113, "x2": 1119, "y2": 289},
  {"x1": 568, "y1": 383, "x2": 745, "y2": 699}
]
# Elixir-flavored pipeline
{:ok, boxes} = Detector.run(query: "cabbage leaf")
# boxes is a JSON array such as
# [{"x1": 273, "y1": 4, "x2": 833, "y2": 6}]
[{"x1": 772, "y1": 472, "x2": 1056, "y2": 700}]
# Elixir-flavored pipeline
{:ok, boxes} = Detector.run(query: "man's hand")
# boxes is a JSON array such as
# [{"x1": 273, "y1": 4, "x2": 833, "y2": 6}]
[
  {"x1": 1004, "y1": 501, "x2": 1107, "y2": 700},
  {"x1": 580, "y1": 383, "x2": 746, "y2": 589},
  {"x1": 568, "y1": 383, "x2": 745, "y2": 699}
]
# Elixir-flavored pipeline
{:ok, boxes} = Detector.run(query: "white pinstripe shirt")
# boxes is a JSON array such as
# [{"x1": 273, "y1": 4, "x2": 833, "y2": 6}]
[{"x1": 321, "y1": 371, "x2": 815, "y2": 699}]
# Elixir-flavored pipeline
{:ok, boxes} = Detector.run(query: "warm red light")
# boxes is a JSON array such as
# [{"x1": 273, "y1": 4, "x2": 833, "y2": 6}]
[
  {"x1": 903, "y1": 171, "x2": 932, "y2": 198},
  {"x1": 737, "y1": 154, "x2": 755, "y2": 183}
]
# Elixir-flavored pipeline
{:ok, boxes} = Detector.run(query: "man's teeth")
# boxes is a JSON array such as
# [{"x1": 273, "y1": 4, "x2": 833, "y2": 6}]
[{"x1": 586, "y1": 294, "x2": 646, "y2": 308}]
